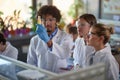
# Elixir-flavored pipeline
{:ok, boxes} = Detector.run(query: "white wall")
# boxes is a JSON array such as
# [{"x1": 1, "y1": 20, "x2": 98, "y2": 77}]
[{"x1": 0, "y1": 0, "x2": 32, "y2": 21}]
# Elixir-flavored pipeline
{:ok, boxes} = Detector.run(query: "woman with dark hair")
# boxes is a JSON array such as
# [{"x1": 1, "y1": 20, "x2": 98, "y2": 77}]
[
  {"x1": 73, "y1": 14, "x2": 97, "y2": 68},
  {"x1": 0, "y1": 32, "x2": 18, "y2": 59}
]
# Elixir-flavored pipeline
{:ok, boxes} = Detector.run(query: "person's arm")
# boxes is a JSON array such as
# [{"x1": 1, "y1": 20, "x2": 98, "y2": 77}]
[
  {"x1": 27, "y1": 36, "x2": 38, "y2": 66},
  {"x1": 73, "y1": 38, "x2": 86, "y2": 67},
  {"x1": 73, "y1": 38, "x2": 80, "y2": 66},
  {"x1": 47, "y1": 40, "x2": 53, "y2": 47},
  {"x1": 51, "y1": 33, "x2": 73, "y2": 59},
  {"x1": 104, "y1": 54, "x2": 119, "y2": 80},
  {"x1": 11, "y1": 47, "x2": 18, "y2": 60},
  {"x1": 36, "y1": 24, "x2": 50, "y2": 43},
  {"x1": 3, "y1": 42, "x2": 18, "y2": 60}
]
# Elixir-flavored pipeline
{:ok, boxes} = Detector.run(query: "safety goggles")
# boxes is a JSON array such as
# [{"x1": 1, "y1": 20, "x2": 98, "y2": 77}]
[{"x1": 41, "y1": 18, "x2": 56, "y2": 22}]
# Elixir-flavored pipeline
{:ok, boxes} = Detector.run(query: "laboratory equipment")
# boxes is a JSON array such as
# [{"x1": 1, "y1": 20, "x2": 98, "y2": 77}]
[
  {"x1": 0, "y1": 55, "x2": 57, "y2": 80},
  {"x1": 48, "y1": 63, "x2": 106, "y2": 80}
]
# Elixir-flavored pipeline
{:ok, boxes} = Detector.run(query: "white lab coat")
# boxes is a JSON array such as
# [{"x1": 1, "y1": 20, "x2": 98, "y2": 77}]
[
  {"x1": 73, "y1": 37, "x2": 112, "y2": 68},
  {"x1": 85, "y1": 46, "x2": 119, "y2": 80},
  {"x1": 27, "y1": 29, "x2": 73, "y2": 73},
  {"x1": 73, "y1": 37, "x2": 86, "y2": 67},
  {"x1": 0, "y1": 42, "x2": 18, "y2": 59}
]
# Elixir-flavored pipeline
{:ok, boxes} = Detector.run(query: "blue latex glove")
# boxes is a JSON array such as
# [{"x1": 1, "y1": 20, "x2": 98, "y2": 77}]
[{"x1": 36, "y1": 24, "x2": 50, "y2": 43}]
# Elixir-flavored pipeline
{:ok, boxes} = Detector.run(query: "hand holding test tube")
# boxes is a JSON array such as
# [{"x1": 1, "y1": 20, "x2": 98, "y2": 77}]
[{"x1": 36, "y1": 16, "x2": 50, "y2": 43}]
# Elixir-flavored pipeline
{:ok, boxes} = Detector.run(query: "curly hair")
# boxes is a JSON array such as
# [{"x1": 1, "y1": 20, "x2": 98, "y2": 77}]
[{"x1": 37, "y1": 5, "x2": 61, "y2": 22}]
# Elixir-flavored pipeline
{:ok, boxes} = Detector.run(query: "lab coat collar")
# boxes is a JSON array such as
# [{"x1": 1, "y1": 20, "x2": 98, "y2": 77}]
[
  {"x1": 49, "y1": 27, "x2": 58, "y2": 39},
  {"x1": 95, "y1": 46, "x2": 111, "y2": 56}
]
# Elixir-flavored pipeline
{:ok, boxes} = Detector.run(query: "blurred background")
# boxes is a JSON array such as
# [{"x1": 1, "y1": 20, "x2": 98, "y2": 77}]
[{"x1": 0, "y1": 0, "x2": 120, "y2": 64}]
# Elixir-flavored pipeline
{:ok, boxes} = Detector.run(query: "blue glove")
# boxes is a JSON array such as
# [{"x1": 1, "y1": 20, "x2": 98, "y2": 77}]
[{"x1": 36, "y1": 24, "x2": 50, "y2": 43}]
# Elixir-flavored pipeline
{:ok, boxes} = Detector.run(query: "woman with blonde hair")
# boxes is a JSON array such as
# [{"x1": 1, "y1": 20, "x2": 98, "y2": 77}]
[{"x1": 86, "y1": 23, "x2": 119, "y2": 80}]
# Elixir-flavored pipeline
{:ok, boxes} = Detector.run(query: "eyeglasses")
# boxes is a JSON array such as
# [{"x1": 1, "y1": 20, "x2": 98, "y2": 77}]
[
  {"x1": 87, "y1": 32, "x2": 97, "y2": 37},
  {"x1": 41, "y1": 18, "x2": 56, "y2": 22},
  {"x1": 76, "y1": 21, "x2": 90, "y2": 27}
]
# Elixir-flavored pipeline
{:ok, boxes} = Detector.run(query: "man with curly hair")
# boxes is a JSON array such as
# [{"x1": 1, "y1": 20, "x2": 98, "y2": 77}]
[{"x1": 27, "y1": 5, "x2": 73, "y2": 73}]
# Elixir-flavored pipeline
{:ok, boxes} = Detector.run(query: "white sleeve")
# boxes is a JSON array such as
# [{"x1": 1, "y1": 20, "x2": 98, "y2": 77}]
[
  {"x1": 4, "y1": 42, "x2": 18, "y2": 60},
  {"x1": 52, "y1": 34, "x2": 73, "y2": 59},
  {"x1": 11, "y1": 47, "x2": 18, "y2": 60},
  {"x1": 73, "y1": 40, "x2": 79, "y2": 65},
  {"x1": 27, "y1": 36, "x2": 38, "y2": 66},
  {"x1": 73, "y1": 38, "x2": 83, "y2": 66},
  {"x1": 107, "y1": 55, "x2": 119, "y2": 80}
]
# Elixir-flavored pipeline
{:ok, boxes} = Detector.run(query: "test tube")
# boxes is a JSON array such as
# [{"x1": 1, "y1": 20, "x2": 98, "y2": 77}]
[{"x1": 37, "y1": 16, "x2": 41, "y2": 24}]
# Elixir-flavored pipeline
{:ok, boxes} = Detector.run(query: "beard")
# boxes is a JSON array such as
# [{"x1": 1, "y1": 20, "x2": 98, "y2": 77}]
[
  {"x1": 47, "y1": 30, "x2": 52, "y2": 32},
  {"x1": 47, "y1": 29, "x2": 52, "y2": 35},
  {"x1": 46, "y1": 25, "x2": 52, "y2": 32}
]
